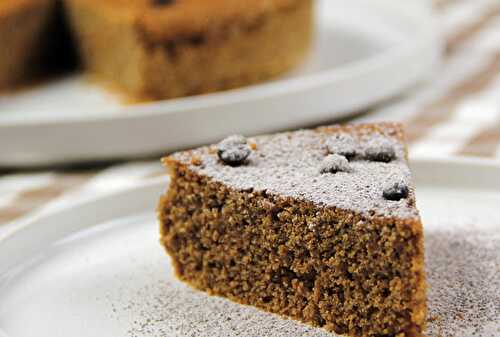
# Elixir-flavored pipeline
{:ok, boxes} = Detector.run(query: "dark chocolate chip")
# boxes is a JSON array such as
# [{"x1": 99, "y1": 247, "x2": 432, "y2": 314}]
[
  {"x1": 217, "y1": 135, "x2": 252, "y2": 166},
  {"x1": 152, "y1": 0, "x2": 175, "y2": 6},
  {"x1": 326, "y1": 134, "x2": 358, "y2": 159},
  {"x1": 364, "y1": 144, "x2": 396, "y2": 163},
  {"x1": 383, "y1": 182, "x2": 409, "y2": 201},
  {"x1": 262, "y1": 296, "x2": 272, "y2": 303},
  {"x1": 319, "y1": 154, "x2": 351, "y2": 174}
]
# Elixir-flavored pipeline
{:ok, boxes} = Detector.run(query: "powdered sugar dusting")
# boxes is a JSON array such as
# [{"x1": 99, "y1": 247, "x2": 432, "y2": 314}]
[
  {"x1": 326, "y1": 133, "x2": 358, "y2": 158},
  {"x1": 319, "y1": 154, "x2": 351, "y2": 174},
  {"x1": 425, "y1": 229, "x2": 500, "y2": 337},
  {"x1": 170, "y1": 126, "x2": 419, "y2": 219},
  {"x1": 216, "y1": 135, "x2": 252, "y2": 166}
]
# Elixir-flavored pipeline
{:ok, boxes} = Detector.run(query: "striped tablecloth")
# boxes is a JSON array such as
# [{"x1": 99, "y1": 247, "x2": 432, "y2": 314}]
[{"x1": 1, "y1": 0, "x2": 500, "y2": 230}]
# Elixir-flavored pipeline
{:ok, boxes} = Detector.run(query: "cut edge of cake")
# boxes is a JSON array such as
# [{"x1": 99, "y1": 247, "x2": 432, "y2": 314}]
[
  {"x1": 0, "y1": 0, "x2": 79, "y2": 91},
  {"x1": 0, "y1": 0, "x2": 54, "y2": 89}
]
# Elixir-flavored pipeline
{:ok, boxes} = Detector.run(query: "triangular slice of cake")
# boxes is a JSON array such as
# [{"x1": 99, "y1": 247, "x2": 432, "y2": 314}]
[{"x1": 158, "y1": 123, "x2": 426, "y2": 337}]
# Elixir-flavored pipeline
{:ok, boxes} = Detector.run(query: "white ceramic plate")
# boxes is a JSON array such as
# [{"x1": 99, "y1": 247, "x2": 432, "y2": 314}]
[
  {"x1": 0, "y1": 158, "x2": 498, "y2": 337},
  {"x1": 0, "y1": 0, "x2": 441, "y2": 167}
]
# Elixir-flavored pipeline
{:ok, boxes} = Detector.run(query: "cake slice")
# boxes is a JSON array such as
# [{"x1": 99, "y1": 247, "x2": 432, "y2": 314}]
[
  {"x1": 65, "y1": 0, "x2": 313, "y2": 100},
  {"x1": 0, "y1": 0, "x2": 54, "y2": 89},
  {"x1": 0, "y1": 0, "x2": 78, "y2": 90},
  {"x1": 158, "y1": 123, "x2": 427, "y2": 337}
]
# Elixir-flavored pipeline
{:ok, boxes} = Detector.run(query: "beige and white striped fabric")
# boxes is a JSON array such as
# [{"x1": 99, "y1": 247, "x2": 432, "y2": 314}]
[{"x1": 1, "y1": 0, "x2": 500, "y2": 230}]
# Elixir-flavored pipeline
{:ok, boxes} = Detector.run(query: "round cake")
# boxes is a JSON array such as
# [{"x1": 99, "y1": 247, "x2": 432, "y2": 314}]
[
  {"x1": 65, "y1": 0, "x2": 315, "y2": 99},
  {"x1": 0, "y1": 0, "x2": 314, "y2": 100}
]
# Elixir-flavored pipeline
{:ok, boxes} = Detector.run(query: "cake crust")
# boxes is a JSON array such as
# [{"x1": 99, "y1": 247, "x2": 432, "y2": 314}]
[{"x1": 158, "y1": 123, "x2": 427, "y2": 337}]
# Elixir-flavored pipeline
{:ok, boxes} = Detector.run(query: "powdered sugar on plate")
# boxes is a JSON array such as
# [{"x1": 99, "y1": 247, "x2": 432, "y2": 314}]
[{"x1": 425, "y1": 229, "x2": 500, "y2": 337}]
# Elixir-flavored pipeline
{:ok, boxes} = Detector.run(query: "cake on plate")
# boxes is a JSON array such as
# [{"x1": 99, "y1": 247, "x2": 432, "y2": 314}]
[
  {"x1": 65, "y1": 0, "x2": 313, "y2": 99},
  {"x1": 158, "y1": 123, "x2": 427, "y2": 337},
  {"x1": 0, "y1": 0, "x2": 313, "y2": 99}
]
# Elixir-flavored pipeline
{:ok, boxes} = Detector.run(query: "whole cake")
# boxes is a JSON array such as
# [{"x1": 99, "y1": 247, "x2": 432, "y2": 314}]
[
  {"x1": 0, "y1": 0, "x2": 314, "y2": 99},
  {"x1": 65, "y1": 0, "x2": 313, "y2": 99},
  {"x1": 158, "y1": 123, "x2": 427, "y2": 337}
]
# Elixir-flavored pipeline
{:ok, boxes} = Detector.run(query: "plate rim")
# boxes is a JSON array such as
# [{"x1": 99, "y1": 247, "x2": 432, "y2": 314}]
[{"x1": 0, "y1": 0, "x2": 441, "y2": 127}]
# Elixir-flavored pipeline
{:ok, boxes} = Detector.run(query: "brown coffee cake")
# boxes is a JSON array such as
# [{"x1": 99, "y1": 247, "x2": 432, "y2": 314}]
[
  {"x1": 65, "y1": 0, "x2": 313, "y2": 100},
  {"x1": 0, "y1": 0, "x2": 78, "y2": 90},
  {"x1": 158, "y1": 123, "x2": 426, "y2": 337},
  {"x1": 0, "y1": 0, "x2": 54, "y2": 89},
  {"x1": 0, "y1": 0, "x2": 312, "y2": 98}
]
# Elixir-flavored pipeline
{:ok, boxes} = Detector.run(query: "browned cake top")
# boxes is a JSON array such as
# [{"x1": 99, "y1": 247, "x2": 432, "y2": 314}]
[
  {"x1": 67, "y1": 0, "x2": 304, "y2": 41},
  {"x1": 166, "y1": 123, "x2": 421, "y2": 220}
]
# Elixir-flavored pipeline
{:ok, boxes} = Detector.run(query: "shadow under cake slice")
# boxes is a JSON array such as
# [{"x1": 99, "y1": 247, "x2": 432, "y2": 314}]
[{"x1": 158, "y1": 123, "x2": 427, "y2": 337}]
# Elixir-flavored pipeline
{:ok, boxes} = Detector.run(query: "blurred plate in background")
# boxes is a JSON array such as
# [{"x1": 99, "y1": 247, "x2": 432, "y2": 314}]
[{"x1": 0, "y1": 0, "x2": 441, "y2": 167}]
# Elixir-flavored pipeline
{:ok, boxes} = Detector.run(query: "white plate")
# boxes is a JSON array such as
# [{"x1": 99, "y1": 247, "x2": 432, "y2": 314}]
[
  {"x1": 0, "y1": 0, "x2": 441, "y2": 167},
  {"x1": 0, "y1": 158, "x2": 498, "y2": 337}
]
